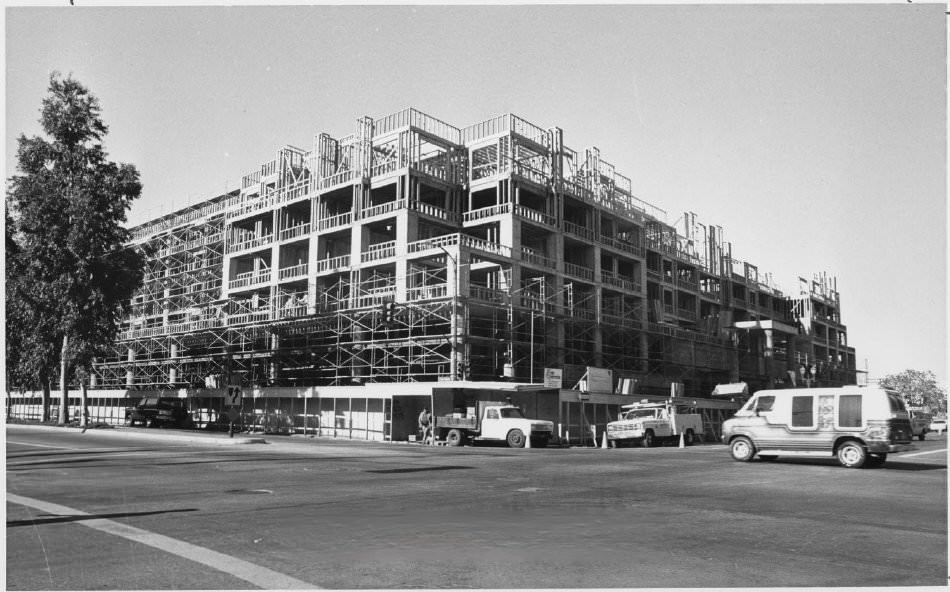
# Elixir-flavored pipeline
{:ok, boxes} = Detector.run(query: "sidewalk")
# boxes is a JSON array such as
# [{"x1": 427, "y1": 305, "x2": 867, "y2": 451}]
[{"x1": 5, "y1": 422, "x2": 268, "y2": 446}]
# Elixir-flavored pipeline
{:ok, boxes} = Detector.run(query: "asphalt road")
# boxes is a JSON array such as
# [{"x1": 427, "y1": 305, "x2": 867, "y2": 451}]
[{"x1": 6, "y1": 424, "x2": 947, "y2": 589}]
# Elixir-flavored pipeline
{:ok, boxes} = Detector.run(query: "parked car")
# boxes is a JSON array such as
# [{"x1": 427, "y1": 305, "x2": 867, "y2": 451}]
[
  {"x1": 126, "y1": 397, "x2": 194, "y2": 429},
  {"x1": 929, "y1": 419, "x2": 947, "y2": 434}
]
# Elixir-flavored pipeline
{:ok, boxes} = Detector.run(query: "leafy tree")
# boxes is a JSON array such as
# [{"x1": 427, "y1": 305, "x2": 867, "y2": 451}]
[
  {"x1": 879, "y1": 369, "x2": 948, "y2": 415},
  {"x1": 6, "y1": 72, "x2": 144, "y2": 425}
]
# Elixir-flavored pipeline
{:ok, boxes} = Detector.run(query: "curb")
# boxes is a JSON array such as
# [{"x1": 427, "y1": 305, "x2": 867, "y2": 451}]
[{"x1": 5, "y1": 422, "x2": 268, "y2": 446}]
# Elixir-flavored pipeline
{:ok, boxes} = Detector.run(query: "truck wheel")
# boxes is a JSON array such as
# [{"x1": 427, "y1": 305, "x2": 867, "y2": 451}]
[
  {"x1": 641, "y1": 430, "x2": 654, "y2": 448},
  {"x1": 729, "y1": 436, "x2": 755, "y2": 462},
  {"x1": 445, "y1": 429, "x2": 464, "y2": 447},
  {"x1": 506, "y1": 429, "x2": 526, "y2": 448},
  {"x1": 836, "y1": 440, "x2": 867, "y2": 468},
  {"x1": 683, "y1": 429, "x2": 695, "y2": 446}
]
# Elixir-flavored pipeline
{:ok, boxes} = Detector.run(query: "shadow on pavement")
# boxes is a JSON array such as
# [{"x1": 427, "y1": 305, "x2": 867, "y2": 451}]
[
  {"x1": 366, "y1": 465, "x2": 476, "y2": 474},
  {"x1": 7, "y1": 507, "x2": 198, "y2": 528}
]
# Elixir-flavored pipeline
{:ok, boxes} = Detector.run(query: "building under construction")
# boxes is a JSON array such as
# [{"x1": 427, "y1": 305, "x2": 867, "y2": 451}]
[{"x1": 7, "y1": 108, "x2": 859, "y2": 440}]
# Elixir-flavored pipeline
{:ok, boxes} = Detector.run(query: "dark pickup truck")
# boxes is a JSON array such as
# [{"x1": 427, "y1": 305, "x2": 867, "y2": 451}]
[{"x1": 126, "y1": 397, "x2": 194, "y2": 429}]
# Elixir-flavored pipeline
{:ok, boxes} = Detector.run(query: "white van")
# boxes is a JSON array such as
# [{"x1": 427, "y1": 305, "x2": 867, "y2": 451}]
[{"x1": 722, "y1": 386, "x2": 915, "y2": 468}]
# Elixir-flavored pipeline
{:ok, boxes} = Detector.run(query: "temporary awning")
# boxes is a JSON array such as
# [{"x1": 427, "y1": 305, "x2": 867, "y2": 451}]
[{"x1": 712, "y1": 382, "x2": 749, "y2": 398}]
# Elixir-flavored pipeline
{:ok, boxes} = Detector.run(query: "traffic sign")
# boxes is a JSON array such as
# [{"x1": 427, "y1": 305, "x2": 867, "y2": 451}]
[{"x1": 226, "y1": 386, "x2": 242, "y2": 407}]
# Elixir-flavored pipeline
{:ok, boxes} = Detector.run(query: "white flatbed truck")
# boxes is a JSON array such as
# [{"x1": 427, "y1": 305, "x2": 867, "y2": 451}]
[{"x1": 434, "y1": 402, "x2": 554, "y2": 448}]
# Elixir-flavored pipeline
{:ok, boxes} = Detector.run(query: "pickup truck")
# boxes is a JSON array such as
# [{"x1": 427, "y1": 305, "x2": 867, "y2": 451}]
[
  {"x1": 606, "y1": 400, "x2": 702, "y2": 447},
  {"x1": 434, "y1": 402, "x2": 554, "y2": 448},
  {"x1": 908, "y1": 408, "x2": 933, "y2": 441}
]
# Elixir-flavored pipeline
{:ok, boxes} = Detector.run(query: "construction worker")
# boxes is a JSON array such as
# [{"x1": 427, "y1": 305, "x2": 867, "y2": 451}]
[{"x1": 418, "y1": 407, "x2": 432, "y2": 444}]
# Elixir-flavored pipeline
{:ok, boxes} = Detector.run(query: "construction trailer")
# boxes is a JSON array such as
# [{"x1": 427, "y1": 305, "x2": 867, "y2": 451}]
[{"x1": 64, "y1": 107, "x2": 857, "y2": 405}]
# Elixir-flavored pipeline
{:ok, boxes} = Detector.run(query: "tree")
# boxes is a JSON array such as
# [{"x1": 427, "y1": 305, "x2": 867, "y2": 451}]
[
  {"x1": 6, "y1": 72, "x2": 144, "y2": 426},
  {"x1": 879, "y1": 370, "x2": 947, "y2": 415}
]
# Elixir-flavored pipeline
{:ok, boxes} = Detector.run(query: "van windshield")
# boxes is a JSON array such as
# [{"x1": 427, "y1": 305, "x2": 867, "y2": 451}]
[{"x1": 887, "y1": 394, "x2": 906, "y2": 413}]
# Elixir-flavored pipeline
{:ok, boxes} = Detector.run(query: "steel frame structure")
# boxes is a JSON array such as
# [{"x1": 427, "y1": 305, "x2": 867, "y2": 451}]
[{"x1": 92, "y1": 107, "x2": 857, "y2": 397}]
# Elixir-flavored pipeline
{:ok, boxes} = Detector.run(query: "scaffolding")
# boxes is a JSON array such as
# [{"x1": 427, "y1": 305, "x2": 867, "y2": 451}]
[{"x1": 91, "y1": 107, "x2": 857, "y2": 396}]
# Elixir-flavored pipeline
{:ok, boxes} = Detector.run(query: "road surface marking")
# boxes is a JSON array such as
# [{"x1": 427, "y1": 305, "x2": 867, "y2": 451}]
[
  {"x1": 7, "y1": 493, "x2": 316, "y2": 590},
  {"x1": 900, "y1": 449, "x2": 947, "y2": 458}
]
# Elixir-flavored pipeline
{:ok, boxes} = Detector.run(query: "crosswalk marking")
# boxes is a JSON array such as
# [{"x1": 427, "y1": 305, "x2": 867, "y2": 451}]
[{"x1": 8, "y1": 493, "x2": 317, "y2": 590}]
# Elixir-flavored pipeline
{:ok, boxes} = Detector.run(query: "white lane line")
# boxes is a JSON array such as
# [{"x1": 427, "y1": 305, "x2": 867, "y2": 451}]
[
  {"x1": 900, "y1": 449, "x2": 947, "y2": 458},
  {"x1": 7, "y1": 493, "x2": 316, "y2": 590}
]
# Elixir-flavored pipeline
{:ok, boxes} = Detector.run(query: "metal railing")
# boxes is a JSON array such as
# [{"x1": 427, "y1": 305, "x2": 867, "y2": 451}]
[
  {"x1": 602, "y1": 235, "x2": 643, "y2": 257},
  {"x1": 315, "y1": 254, "x2": 350, "y2": 273},
  {"x1": 513, "y1": 204, "x2": 556, "y2": 227},
  {"x1": 601, "y1": 271, "x2": 641, "y2": 292},
  {"x1": 317, "y1": 212, "x2": 352, "y2": 231},
  {"x1": 406, "y1": 284, "x2": 449, "y2": 301},
  {"x1": 361, "y1": 241, "x2": 397, "y2": 263},
  {"x1": 520, "y1": 247, "x2": 557, "y2": 270},
  {"x1": 564, "y1": 221, "x2": 596, "y2": 241},
  {"x1": 228, "y1": 270, "x2": 271, "y2": 290},
  {"x1": 463, "y1": 202, "x2": 511, "y2": 223},
  {"x1": 410, "y1": 201, "x2": 457, "y2": 223},
  {"x1": 279, "y1": 222, "x2": 311, "y2": 242},
  {"x1": 564, "y1": 262, "x2": 594, "y2": 281},
  {"x1": 361, "y1": 200, "x2": 405, "y2": 219},
  {"x1": 227, "y1": 233, "x2": 274, "y2": 254},
  {"x1": 278, "y1": 263, "x2": 309, "y2": 280},
  {"x1": 469, "y1": 285, "x2": 507, "y2": 304}
]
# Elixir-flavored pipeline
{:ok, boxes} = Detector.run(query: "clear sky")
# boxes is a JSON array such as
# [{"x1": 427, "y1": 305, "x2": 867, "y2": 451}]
[{"x1": 5, "y1": 3, "x2": 947, "y2": 385}]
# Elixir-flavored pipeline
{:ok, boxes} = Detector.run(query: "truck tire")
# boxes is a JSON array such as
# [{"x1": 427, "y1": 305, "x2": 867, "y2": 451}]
[
  {"x1": 506, "y1": 429, "x2": 526, "y2": 448},
  {"x1": 445, "y1": 429, "x2": 464, "y2": 447},
  {"x1": 641, "y1": 430, "x2": 654, "y2": 448},
  {"x1": 729, "y1": 436, "x2": 755, "y2": 462},
  {"x1": 683, "y1": 429, "x2": 695, "y2": 446},
  {"x1": 836, "y1": 440, "x2": 867, "y2": 468}
]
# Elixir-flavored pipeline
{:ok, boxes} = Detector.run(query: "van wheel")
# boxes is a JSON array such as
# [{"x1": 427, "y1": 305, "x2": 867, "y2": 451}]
[
  {"x1": 730, "y1": 437, "x2": 755, "y2": 462},
  {"x1": 683, "y1": 429, "x2": 695, "y2": 446},
  {"x1": 837, "y1": 440, "x2": 867, "y2": 468},
  {"x1": 866, "y1": 453, "x2": 887, "y2": 468},
  {"x1": 641, "y1": 430, "x2": 654, "y2": 448},
  {"x1": 506, "y1": 429, "x2": 526, "y2": 448},
  {"x1": 445, "y1": 429, "x2": 464, "y2": 447}
]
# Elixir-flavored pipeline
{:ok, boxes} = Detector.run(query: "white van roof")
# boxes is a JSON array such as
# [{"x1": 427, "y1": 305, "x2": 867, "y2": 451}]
[{"x1": 752, "y1": 386, "x2": 891, "y2": 398}]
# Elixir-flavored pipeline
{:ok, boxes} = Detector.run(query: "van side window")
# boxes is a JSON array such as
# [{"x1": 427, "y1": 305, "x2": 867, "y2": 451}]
[
  {"x1": 754, "y1": 396, "x2": 775, "y2": 413},
  {"x1": 839, "y1": 395, "x2": 863, "y2": 427},
  {"x1": 887, "y1": 394, "x2": 906, "y2": 413},
  {"x1": 791, "y1": 396, "x2": 814, "y2": 427}
]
